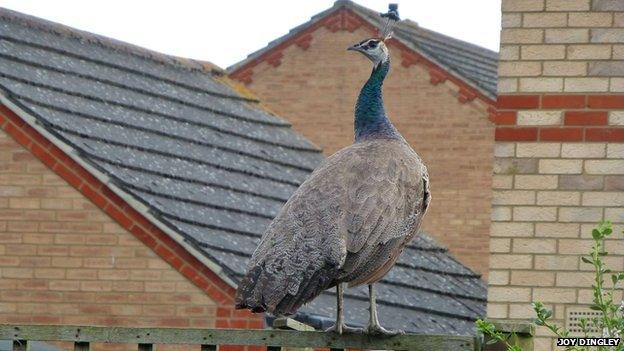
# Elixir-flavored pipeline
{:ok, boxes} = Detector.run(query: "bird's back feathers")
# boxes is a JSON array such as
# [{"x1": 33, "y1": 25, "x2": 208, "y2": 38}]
[{"x1": 235, "y1": 138, "x2": 430, "y2": 316}]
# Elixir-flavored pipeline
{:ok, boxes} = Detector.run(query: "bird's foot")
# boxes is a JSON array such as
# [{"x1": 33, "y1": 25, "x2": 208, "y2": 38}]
[
  {"x1": 325, "y1": 323, "x2": 364, "y2": 335},
  {"x1": 366, "y1": 324, "x2": 405, "y2": 336}
]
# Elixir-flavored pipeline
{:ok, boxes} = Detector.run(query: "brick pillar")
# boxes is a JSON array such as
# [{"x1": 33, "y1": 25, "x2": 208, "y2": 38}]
[{"x1": 489, "y1": 1, "x2": 624, "y2": 349}]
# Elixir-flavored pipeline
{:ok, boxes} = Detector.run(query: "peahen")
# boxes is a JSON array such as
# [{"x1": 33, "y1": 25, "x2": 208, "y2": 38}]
[{"x1": 235, "y1": 4, "x2": 430, "y2": 335}]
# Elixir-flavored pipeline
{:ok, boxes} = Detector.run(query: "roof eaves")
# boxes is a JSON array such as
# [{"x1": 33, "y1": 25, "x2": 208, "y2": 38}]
[
  {"x1": 393, "y1": 42, "x2": 497, "y2": 103},
  {"x1": 226, "y1": 3, "x2": 342, "y2": 73}
]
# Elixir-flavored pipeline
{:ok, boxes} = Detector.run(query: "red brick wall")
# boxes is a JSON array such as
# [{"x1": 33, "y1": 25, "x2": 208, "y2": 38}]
[{"x1": 230, "y1": 22, "x2": 495, "y2": 276}]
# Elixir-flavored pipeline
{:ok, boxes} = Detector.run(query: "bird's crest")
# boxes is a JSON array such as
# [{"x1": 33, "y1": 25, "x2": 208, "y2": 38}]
[{"x1": 379, "y1": 4, "x2": 400, "y2": 41}]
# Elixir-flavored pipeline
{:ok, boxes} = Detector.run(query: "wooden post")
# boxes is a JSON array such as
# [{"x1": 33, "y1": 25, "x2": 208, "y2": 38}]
[
  {"x1": 12, "y1": 340, "x2": 27, "y2": 351},
  {"x1": 272, "y1": 318, "x2": 315, "y2": 351},
  {"x1": 74, "y1": 342, "x2": 90, "y2": 351}
]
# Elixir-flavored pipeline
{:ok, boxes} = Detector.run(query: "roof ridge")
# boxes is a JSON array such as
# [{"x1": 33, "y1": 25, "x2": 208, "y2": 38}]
[
  {"x1": 0, "y1": 34, "x2": 257, "y2": 102},
  {"x1": 348, "y1": 1, "x2": 497, "y2": 59},
  {"x1": 0, "y1": 51, "x2": 287, "y2": 126},
  {"x1": 0, "y1": 7, "x2": 219, "y2": 74}
]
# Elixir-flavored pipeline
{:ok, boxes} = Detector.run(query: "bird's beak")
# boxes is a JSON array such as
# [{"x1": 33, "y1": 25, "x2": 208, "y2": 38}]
[{"x1": 347, "y1": 44, "x2": 361, "y2": 52}]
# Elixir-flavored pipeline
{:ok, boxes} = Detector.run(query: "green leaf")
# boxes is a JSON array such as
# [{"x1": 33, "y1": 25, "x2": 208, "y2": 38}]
[
  {"x1": 590, "y1": 304, "x2": 602, "y2": 311},
  {"x1": 592, "y1": 228, "x2": 602, "y2": 240},
  {"x1": 581, "y1": 257, "x2": 593, "y2": 264}
]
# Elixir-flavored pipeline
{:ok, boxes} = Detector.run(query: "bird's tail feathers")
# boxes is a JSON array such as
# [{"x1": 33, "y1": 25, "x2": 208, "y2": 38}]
[
  {"x1": 235, "y1": 263, "x2": 338, "y2": 316},
  {"x1": 235, "y1": 265, "x2": 269, "y2": 313}
]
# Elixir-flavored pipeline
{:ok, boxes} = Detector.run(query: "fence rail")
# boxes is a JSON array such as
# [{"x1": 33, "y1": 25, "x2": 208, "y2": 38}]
[{"x1": 1, "y1": 321, "x2": 533, "y2": 351}]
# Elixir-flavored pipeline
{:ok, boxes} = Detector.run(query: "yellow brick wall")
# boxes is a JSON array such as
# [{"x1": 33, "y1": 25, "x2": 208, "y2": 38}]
[
  {"x1": 0, "y1": 127, "x2": 217, "y2": 329},
  {"x1": 499, "y1": 0, "x2": 624, "y2": 92},
  {"x1": 235, "y1": 25, "x2": 494, "y2": 276},
  {"x1": 492, "y1": 1, "x2": 624, "y2": 349}
]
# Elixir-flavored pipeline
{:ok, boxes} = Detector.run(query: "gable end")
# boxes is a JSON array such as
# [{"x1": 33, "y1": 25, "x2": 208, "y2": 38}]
[{"x1": 228, "y1": 6, "x2": 496, "y2": 107}]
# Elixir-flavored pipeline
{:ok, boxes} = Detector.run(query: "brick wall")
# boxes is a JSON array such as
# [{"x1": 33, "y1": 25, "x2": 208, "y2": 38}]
[
  {"x1": 0, "y1": 126, "x2": 220, "y2": 327},
  {"x1": 490, "y1": 0, "x2": 624, "y2": 349},
  {"x1": 0, "y1": 105, "x2": 264, "y2": 350},
  {"x1": 230, "y1": 15, "x2": 495, "y2": 276}
]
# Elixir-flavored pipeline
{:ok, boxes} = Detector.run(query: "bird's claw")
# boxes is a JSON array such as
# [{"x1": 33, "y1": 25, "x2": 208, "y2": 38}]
[
  {"x1": 366, "y1": 324, "x2": 405, "y2": 336},
  {"x1": 325, "y1": 323, "x2": 364, "y2": 335}
]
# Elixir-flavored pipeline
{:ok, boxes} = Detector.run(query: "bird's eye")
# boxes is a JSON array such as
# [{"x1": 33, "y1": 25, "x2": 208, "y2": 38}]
[{"x1": 369, "y1": 41, "x2": 379, "y2": 48}]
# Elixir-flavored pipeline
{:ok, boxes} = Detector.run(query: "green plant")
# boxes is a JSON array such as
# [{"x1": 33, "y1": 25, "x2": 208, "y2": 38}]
[
  {"x1": 477, "y1": 221, "x2": 624, "y2": 351},
  {"x1": 476, "y1": 319, "x2": 523, "y2": 351}
]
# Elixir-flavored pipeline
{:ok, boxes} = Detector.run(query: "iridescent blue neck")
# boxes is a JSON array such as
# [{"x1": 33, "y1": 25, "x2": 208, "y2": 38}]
[{"x1": 354, "y1": 58, "x2": 400, "y2": 142}]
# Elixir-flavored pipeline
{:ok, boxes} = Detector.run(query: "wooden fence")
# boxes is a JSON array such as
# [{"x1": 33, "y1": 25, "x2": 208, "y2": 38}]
[{"x1": 0, "y1": 321, "x2": 533, "y2": 351}]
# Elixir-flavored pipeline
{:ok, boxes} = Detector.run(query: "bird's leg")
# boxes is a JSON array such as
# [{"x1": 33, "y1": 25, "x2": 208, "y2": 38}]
[
  {"x1": 325, "y1": 283, "x2": 362, "y2": 334},
  {"x1": 366, "y1": 284, "x2": 404, "y2": 336}
]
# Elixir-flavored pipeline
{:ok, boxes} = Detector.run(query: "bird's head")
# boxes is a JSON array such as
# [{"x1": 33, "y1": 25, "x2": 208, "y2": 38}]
[
  {"x1": 347, "y1": 4, "x2": 399, "y2": 68},
  {"x1": 347, "y1": 38, "x2": 389, "y2": 67}
]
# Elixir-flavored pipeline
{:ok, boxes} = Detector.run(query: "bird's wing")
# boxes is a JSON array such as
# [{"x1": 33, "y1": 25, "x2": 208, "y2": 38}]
[
  {"x1": 337, "y1": 140, "x2": 429, "y2": 285},
  {"x1": 239, "y1": 152, "x2": 351, "y2": 314},
  {"x1": 237, "y1": 140, "x2": 428, "y2": 314}
]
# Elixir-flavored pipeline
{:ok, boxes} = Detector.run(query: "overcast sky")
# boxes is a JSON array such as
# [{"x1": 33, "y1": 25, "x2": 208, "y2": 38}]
[{"x1": 3, "y1": 0, "x2": 501, "y2": 69}]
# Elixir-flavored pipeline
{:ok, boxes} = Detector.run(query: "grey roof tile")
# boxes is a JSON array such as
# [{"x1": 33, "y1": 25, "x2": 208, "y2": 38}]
[{"x1": 0, "y1": 7, "x2": 486, "y2": 336}]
